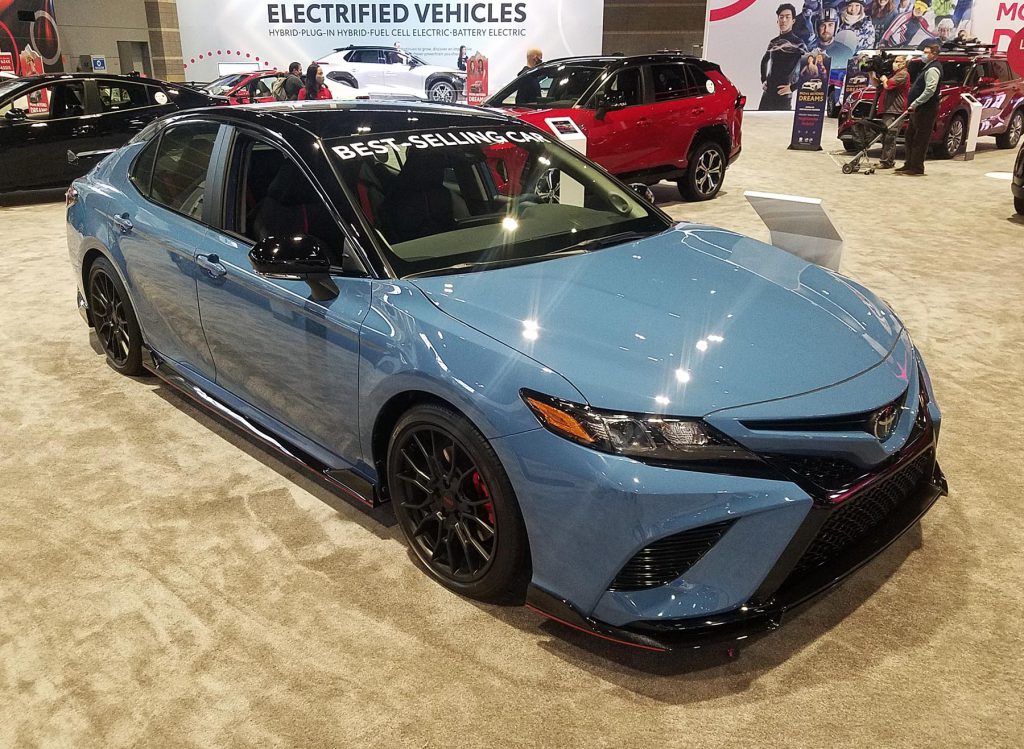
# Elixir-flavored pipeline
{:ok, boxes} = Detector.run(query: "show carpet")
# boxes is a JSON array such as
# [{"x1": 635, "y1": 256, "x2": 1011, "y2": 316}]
[{"x1": 0, "y1": 113, "x2": 1021, "y2": 747}]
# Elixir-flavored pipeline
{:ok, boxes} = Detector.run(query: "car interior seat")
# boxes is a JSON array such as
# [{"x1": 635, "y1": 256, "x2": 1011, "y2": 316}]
[
  {"x1": 251, "y1": 159, "x2": 338, "y2": 249},
  {"x1": 383, "y1": 150, "x2": 456, "y2": 244}
]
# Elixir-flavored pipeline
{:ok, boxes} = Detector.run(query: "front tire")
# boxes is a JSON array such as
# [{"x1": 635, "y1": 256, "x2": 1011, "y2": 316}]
[
  {"x1": 87, "y1": 256, "x2": 144, "y2": 376},
  {"x1": 996, "y1": 109, "x2": 1023, "y2": 149},
  {"x1": 427, "y1": 80, "x2": 456, "y2": 103},
  {"x1": 387, "y1": 403, "x2": 529, "y2": 602},
  {"x1": 934, "y1": 113, "x2": 966, "y2": 159},
  {"x1": 678, "y1": 141, "x2": 726, "y2": 201}
]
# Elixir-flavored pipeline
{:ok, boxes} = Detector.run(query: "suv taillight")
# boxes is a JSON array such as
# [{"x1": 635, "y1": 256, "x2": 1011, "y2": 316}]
[{"x1": 735, "y1": 93, "x2": 746, "y2": 109}]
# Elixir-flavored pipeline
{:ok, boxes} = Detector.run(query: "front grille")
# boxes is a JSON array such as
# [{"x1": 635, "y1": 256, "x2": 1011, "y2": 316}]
[
  {"x1": 608, "y1": 520, "x2": 735, "y2": 592},
  {"x1": 793, "y1": 448, "x2": 935, "y2": 574},
  {"x1": 764, "y1": 453, "x2": 864, "y2": 496}
]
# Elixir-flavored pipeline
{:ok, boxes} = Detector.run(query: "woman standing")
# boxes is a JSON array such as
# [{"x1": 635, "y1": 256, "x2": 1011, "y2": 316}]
[
  {"x1": 298, "y1": 64, "x2": 331, "y2": 100},
  {"x1": 457, "y1": 45, "x2": 468, "y2": 72}
]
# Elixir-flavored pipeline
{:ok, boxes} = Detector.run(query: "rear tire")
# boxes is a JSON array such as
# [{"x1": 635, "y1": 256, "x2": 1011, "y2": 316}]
[
  {"x1": 934, "y1": 113, "x2": 966, "y2": 159},
  {"x1": 678, "y1": 141, "x2": 726, "y2": 201},
  {"x1": 387, "y1": 403, "x2": 529, "y2": 603},
  {"x1": 87, "y1": 257, "x2": 144, "y2": 376},
  {"x1": 996, "y1": 109, "x2": 1023, "y2": 149}
]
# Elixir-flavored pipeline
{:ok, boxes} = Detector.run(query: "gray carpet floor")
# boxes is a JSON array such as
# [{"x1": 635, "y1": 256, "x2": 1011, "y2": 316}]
[{"x1": 1, "y1": 113, "x2": 1021, "y2": 746}]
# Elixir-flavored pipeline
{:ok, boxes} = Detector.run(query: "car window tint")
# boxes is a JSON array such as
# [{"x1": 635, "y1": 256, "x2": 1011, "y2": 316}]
[
  {"x1": 97, "y1": 81, "x2": 150, "y2": 112},
  {"x1": 992, "y1": 61, "x2": 1013, "y2": 82},
  {"x1": 5, "y1": 81, "x2": 87, "y2": 121},
  {"x1": 350, "y1": 49, "x2": 382, "y2": 64},
  {"x1": 253, "y1": 77, "x2": 274, "y2": 97},
  {"x1": 129, "y1": 136, "x2": 158, "y2": 196},
  {"x1": 651, "y1": 63, "x2": 706, "y2": 101},
  {"x1": 941, "y1": 60, "x2": 970, "y2": 85},
  {"x1": 230, "y1": 136, "x2": 347, "y2": 254},
  {"x1": 502, "y1": 66, "x2": 602, "y2": 108},
  {"x1": 149, "y1": 122, "x2": 218, "y2": 220},
  {"x1": 603, "y1": 68, "x2": 642, "y2": 107}
]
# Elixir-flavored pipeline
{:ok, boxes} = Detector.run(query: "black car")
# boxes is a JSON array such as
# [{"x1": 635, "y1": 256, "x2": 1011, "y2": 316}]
[
  {"x1": 1014, "y1": 141, "x2": 1024, "y2": 215},
  {"x1": 0, "y1": 73, "x2": 224, "y2": 192}
]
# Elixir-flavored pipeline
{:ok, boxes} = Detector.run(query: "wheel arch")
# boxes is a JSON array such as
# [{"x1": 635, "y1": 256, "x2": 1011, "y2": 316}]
[
  {"x1": 688, "y1": 123, "x2": 730, "y2": 163},
  {"x1": 327, "y1": 70, "x2": 358, "y2": 88},
  {"x1": 425, "y1": 73, "x2": 459, "y2": 92}
]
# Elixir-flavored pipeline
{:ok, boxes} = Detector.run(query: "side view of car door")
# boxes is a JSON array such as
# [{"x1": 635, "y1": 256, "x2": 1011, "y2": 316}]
[
  {"x1": 0, "y1": 79, "x2": 102, "y2": 191},
  {"x1": 574, "y1": 66, "x2": 656, "y2": 175},
  {"x1": 111, "y1": 120, "x2": 220, "y2": 379},
  {"x1": 194, "y1": 127, "x2": 372, "y2": 465}
]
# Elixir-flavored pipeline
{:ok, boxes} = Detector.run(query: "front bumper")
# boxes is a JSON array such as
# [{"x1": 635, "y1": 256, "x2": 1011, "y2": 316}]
[{"x1": 526, "y1": 443, "x2": 945, "y2": 652}]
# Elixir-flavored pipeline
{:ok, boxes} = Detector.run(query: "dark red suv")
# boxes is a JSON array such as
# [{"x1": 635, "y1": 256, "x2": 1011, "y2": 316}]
[
  {"x1": 838, "y1": 49, "x2": 1024, "y2": 158},
  {"x1": 485, "y1": 54, "x2": 744, "y2": 201}
]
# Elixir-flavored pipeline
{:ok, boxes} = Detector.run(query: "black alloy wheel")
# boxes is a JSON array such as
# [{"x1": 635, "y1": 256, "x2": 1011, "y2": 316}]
[
  {"x1": 87, "y1": 257, "x2": 144, "y2": 375},
  {"x1": 996, "y1": 109, "x2": 1023, "y2": 149},
  {"x1": 387, "y1": 404, "x2": 529, "y2": 602},
  {"x1": 936, "y1": 113, "x2": 966, "y2": 159},
  {"x1": 679, "y1": 141, "x2": 726, "y2": 201}
]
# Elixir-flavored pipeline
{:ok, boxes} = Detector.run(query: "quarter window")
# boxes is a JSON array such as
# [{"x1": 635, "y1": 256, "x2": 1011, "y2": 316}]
[{"x1": 148, "y1": 122, "x2": 219, "y2": 219}]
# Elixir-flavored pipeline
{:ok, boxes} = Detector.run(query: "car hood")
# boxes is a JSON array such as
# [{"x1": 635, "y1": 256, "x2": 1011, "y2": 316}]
[{"x1": 411, "y1": 224, "x2": 904, "y2": 415}]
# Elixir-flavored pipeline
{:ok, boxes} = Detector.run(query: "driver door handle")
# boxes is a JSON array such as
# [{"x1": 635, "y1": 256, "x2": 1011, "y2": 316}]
[
  {"x1": 196, "y1": 253, "x2": 227, "y2": 279},
  {"x1": 112, "y1": 212, "x2": 133, "y2": 233}
]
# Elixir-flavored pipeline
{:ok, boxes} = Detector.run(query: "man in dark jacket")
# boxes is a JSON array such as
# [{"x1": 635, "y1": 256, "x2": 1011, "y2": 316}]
[
  {"x1": 284, "y1": 62, "x2": 303, "y2": 101},
  {"x1": 760, "y1": 4, "x2": 808, "y2": 110},
  {"x1": 897, "y1": 43, "x2": 942, "y2": 175}
]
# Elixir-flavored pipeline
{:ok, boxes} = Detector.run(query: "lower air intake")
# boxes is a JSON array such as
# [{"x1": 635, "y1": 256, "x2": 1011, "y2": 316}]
[{"x1": 608, "y1": 520, "x2": 735, "y2": 592}]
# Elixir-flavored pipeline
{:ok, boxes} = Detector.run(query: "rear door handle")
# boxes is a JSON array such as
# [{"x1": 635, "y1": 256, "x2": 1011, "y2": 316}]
[
  {"x1": 693, "y1": 107, "x2": 705, "y2": 116},
  {"x1": 196, "y1": 253, "x2": 227, "y2": 279},
  {"x1": 112, "y1": 212, "x2": 133, "y2": 233}
]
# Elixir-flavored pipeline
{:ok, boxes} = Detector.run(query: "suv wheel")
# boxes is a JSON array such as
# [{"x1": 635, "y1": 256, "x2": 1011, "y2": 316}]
[
  {"x1": 996, "y1": 109, "x2": 1023, "y2": 149},
  {"x1": 678, "y1": 141, "x2": 726, "y2": 201},
  {"x1": 427, "y1": 80, "x2": 456, "y2": 103},
  {"x1": 935, "y1": 113, "x2": 966, "y2": 159}
]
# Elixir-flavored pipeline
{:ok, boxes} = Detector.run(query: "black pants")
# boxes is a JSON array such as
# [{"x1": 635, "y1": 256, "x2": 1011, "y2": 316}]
[
  {"x1": 759, "y1": 86, "x2": 792, "y2": 111},
  {"x1": 904, "y1": 100, "x2": 939, "y2": 172}
]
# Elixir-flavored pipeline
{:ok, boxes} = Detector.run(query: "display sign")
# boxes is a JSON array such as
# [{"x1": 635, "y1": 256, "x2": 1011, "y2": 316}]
[
  {"x1": 176, "y1": 1, "x2": 603, "y2": 100},
  {"x1": 704, "y1": 1, "x2": 1004, "y2": 111},
  {"x1": 1009, "y1": 27, "x2": 1024, "y2": 77},
  {"x1": 466, "y1": 51, "x2": 488, "y2": 105},
  {"x1": 90, "y1": 54, "x2": 106, "y2": 72},
  {"x1": 790, "y1": 52, "x2": 831, "y2": 151},
  {"x1": 0, "y1": 1, "x2": 60, "y2": 75}
]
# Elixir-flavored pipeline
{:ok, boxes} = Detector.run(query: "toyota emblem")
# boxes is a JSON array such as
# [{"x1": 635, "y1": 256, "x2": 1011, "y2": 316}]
[{"x1": 871, "y1": 404, "x2": 899, "y2": 441}]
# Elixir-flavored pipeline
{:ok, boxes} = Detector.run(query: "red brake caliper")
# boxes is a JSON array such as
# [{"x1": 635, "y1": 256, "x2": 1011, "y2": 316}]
[{"x1": 472, "y1": 471, "x2": 495, "y2": 526}]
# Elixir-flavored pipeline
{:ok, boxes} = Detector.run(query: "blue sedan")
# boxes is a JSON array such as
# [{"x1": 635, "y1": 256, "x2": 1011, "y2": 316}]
[{"x1": 67, "y1": 101, "x2": 946, "y2": 652}]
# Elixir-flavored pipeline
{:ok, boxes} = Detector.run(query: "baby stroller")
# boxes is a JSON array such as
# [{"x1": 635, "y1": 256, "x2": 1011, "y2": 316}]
[{"x1": 842, "y1": 110, "x2": 910, "y2": 174}]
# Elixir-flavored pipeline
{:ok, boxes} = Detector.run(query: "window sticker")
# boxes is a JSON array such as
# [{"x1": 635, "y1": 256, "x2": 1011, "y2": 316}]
[
  {"x1": 154, "y1": 90, "x2": 168, "y2": 104},
  {"x1": 331, "y1": 130, "x2": 548, "y2": 160}
]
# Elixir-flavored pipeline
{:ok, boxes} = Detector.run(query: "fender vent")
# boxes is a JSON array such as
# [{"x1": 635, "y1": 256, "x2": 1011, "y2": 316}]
[{"x1": 608, "y1": 520, "x2": 735, "y2": 592}]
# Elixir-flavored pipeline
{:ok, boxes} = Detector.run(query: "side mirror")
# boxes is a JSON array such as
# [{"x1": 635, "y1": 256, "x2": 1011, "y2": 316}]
[
  {"x1": 4, "y1": 108, "x2": 27, "y2": 122},
  {"x1": 594, "y1": 91, "x2": 627, "y2": 121},
  {"x1": 250, "y1": 234, "x2": 330, "y2": 276},
  {"x1": 628, "y1": 183, "x2": 655, "y2": 204}
]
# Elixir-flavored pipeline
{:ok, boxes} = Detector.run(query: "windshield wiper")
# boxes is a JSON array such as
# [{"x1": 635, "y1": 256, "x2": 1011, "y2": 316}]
[
  {"x1": 553, "y1": 230, "x2": 660, "y2": 255},
  {"x1": 405, "y1": 249, "x2": 592, "y2": 279}
]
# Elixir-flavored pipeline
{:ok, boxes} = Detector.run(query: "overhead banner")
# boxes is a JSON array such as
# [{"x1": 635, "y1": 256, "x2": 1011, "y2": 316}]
[
  {"x1": 704, "y1": 1, "x2": 1013, "y2": 112},
  {"x1": 176, "y1": 1, "x2": 603, "y2": 97},
  {"x1": 0, "y1": 0, "x2": 60, "y2": 75}
]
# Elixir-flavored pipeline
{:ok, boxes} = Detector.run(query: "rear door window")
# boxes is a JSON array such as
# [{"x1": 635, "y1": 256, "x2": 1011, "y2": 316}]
[
  {"x1": 148, "y1": 122, "x2": 219, "y2": 220},
  {"x1": 97, "y1": 81, "x2": 152, "y2": 112}
]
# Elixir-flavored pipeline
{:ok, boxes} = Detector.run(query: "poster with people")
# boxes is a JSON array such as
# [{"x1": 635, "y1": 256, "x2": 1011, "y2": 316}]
[
  {"x1": 0, "y1": 0, "x2": 61, "y2": 76},
  {"x1": 790, "y1": 51, "x2": 832, "y2": 148},
  {"x1": 466, "y1": 52, "x2": 489, "y2": 105},
  {"x1": 704, "y1": 0, "x2": 1004, "y2": 111}
]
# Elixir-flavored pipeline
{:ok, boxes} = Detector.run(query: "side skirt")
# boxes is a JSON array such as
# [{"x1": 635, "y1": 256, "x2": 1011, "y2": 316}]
[{"x1": 145, "y1": 350, "x2": 385, "y2": 510}]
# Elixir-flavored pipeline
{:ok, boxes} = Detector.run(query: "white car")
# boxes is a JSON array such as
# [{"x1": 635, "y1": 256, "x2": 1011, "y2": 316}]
[{"x1": 317, "y1": 45, "x2": 466, "y2": 103}]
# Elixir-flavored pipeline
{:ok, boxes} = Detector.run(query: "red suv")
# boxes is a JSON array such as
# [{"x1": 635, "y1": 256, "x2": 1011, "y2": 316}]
[
  {"x1": 484, "y1": 54, "x2": 744, "y2": 201},
  {"x1": 838, "y1": 49, "x2": 1024, "y2": 158}
]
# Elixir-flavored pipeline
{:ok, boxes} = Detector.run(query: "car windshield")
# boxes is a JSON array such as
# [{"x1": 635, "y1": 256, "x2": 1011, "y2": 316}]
[
  {"x1": 326, "y1": 126, "x2": 670, "y2": 278},
  {"x1": 0, "y1": 79, "x2": 25, "y2": 108},
  {"x1": 202, "y1": 73, "x2": 247, "y2": 95},
  {"x1": 488, "y1": 65, "x2": 604, "y2": 108}
]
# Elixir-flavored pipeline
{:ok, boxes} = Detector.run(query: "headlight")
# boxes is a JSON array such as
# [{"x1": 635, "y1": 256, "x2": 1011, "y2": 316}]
[{"x1": 521, "y1": 390, "x2": 761, "y2": 469}]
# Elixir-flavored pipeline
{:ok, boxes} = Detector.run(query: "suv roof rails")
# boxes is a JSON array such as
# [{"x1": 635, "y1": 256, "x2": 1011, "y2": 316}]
[{"x1": 941, "y1": 42, "x2": 997, "y2": 56}]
